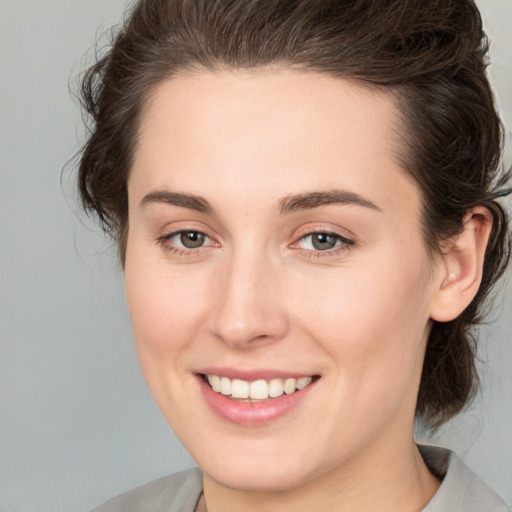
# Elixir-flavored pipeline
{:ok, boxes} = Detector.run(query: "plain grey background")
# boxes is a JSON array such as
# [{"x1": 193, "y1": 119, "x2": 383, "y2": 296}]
[{"x1": 0, "y1": 1, "x2": 511, "y2": 511}]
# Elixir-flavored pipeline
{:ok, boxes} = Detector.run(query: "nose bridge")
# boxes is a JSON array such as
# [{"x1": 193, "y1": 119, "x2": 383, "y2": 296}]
[{"x1": 209, "y1": 244, "x2": 288, "y2": 348}]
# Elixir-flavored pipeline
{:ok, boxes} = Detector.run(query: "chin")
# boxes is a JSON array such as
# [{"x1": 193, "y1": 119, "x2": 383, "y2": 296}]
[
  {"x1": 189, "y1": 436, "x2": 333, "y2": 493},
  {"x1": 203, "y1": 459, "x2": 315, "y2": 493}
]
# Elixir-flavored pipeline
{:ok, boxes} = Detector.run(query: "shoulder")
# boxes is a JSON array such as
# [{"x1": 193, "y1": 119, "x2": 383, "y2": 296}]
[
  {"x1": 420, "y1": 445, "x2": 510, "y2": 512},
  {"x1": 90, "y1": 467, "x2": 203, "y2": 512}
]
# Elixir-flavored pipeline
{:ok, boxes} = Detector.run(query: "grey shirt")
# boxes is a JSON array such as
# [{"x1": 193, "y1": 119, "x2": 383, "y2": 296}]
[{"x1": 91, "y1": 445, "x2": 509, "y2": 511}]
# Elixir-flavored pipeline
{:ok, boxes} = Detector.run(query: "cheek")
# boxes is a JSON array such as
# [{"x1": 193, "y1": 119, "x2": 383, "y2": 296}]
[
  {"x1": 287, "y1": 250, "x2": 432, "y2": 390},
  {"x1": 124, "y1": 243, "x2": 205, "y2": 363}
]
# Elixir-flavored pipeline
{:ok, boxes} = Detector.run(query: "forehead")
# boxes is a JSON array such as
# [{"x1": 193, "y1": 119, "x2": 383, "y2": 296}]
[{"x1": 130, "y1": 69, "x2": 417, "y2": 216}]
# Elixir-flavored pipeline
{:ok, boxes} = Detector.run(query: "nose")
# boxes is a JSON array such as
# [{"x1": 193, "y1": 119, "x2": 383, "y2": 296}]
[{"x1": 208, "y1": 251, "x2": 289, "y2": 349}]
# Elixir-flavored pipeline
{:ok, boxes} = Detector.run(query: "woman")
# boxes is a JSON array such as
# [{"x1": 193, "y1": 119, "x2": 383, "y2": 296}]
[{"x1": 79, "y1": 1, "x2": 511, "y2": 510}]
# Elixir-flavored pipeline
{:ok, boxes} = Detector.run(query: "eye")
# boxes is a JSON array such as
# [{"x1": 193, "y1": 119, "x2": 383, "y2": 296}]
[
  {"x1": 178, "y1": 230, "x2": 206, "y2": 249},
  {"x1": 295, "y1": 231, "x2": 353, "y2": 253},
  {"x1": 300, "y1": 232, "x2": 339, "y2": 251},
  {"x1": 157, "y1": 229, "x2": 216, "y2": 252}
]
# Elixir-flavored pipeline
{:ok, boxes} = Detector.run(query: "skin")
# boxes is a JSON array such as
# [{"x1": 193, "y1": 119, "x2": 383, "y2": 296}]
[{"x1": 124, "y1": 69, "x2": 491, "y2": 511}]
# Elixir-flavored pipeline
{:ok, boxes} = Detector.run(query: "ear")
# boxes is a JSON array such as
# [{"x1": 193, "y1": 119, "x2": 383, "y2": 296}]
[{"x1": 430, "y1": 207, "x2": 493, "y2": 322}]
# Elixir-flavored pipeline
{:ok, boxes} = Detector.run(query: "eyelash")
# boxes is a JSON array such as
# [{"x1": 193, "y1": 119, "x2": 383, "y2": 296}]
[
  {"x1": 292, "y1": 230, "x2": 354, "y2": 258},
  {"x1": 156, "y1": 229, "x2": 354, "y2": 258},
  {"x1": 156, "y1": 229, "x2": 216, "y2": 256}
]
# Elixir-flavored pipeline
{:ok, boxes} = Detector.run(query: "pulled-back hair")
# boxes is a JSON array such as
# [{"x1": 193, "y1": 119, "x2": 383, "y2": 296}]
[{"x1": 77, "y1": 0, "x2": 511, "y2": 428}]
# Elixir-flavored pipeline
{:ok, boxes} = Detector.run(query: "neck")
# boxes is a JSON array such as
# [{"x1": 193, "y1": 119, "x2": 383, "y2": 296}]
[{"x1": 200, "y1": 435, "x2": 440, "y2": 512}]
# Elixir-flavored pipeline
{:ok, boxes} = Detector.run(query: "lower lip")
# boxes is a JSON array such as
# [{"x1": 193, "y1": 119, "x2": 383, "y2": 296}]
[{"x1": 197, "y1": 376, "x2": 318, "y2": 426}]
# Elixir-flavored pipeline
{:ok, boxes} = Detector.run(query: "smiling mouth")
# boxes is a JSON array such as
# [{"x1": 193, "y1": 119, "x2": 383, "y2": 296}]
[{"x1": 201, "y1": 374, "x2": 319, "y2": 401}]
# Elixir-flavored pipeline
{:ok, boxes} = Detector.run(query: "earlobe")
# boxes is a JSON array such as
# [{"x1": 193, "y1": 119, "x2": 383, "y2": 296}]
[{"x1": 430, "y1": 207, "x2": 493, "y2": 322}]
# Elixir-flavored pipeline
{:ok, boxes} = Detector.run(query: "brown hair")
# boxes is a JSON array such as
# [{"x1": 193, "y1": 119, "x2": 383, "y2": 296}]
[{"x1": 77, "y1": 0, "x2": 511, "y2": 428}]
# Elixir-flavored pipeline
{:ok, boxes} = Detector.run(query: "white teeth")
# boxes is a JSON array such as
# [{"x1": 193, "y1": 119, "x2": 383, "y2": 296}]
[
  {"x1": 268, "y1": 378, "x2": 284, "y2": 397},
  {"x1": 210, "y1": 375, "x2": 221, "y2": 392},
  {"x1": 296, "y1": 376, "x2": 312, "y2": 389},
  {"x1": 220, "y1": 376, "x2": 231, "y2": 395},
  {"x1": 206, "y1": 374, "x2": 314, "y2": 399},
  {"x1": 231, "y1": 379, "x2": 249, "y2": 399},
  {"x1": 283, "y1": 378, "x2": 296, "y2": 395},
  {"x1": 249, "y1": 380, "x2": 269, "y2": 399}
]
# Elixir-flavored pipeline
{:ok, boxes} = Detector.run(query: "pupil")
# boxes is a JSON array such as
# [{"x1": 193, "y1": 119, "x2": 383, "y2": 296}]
[
  {"x1": 181, "y1": 231, "x2": 205, "y2": 248},
  {"x1": 312, "y1": 233, "x2": 336, "y2": 250}
]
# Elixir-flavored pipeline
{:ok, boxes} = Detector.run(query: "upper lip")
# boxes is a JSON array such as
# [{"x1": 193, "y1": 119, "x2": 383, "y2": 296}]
[{"x1": 196, "y1": 367, "x2": 318, "y2": 381}]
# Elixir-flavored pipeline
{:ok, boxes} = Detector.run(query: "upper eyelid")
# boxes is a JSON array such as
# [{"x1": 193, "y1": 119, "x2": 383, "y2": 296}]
[
  {"x1": 156, "y1": 228, "x2": 218, "y2": 251},
  {"x1": 299, "y1": 229, "x2": 349, "y2": 239},
  {"x1": 160, "y1": 228, "x2": 209, "y2": 239},
  {"x1": 158, "y1": 225, "x2": 216, "y2": 240},
  {"x1": 288, "y1": 230, "x2": 355, "y2": 256},
  {"x1": 294, "y1": 226, "x2": 354, "y2": 243},
  {"x1": 295, "y1": 233, "x2": 353, "y2": 247}
]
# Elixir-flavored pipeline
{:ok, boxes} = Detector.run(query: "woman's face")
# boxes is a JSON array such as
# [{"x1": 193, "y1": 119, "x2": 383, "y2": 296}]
[{"x1": 125, "y1": 69, "x2": 442, "y2": 491}]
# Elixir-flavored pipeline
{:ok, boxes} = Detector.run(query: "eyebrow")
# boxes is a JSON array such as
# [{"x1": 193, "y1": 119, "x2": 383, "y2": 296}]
[
  {"x1": 278, "y1": 189, "x2": 381, "y2": 214},
  {"x1": 140, "y1": 190, "x2": 215, "y2": 214},
  {"x1": 140, "y1": 188, "x2": 381, "y2": 216}
]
